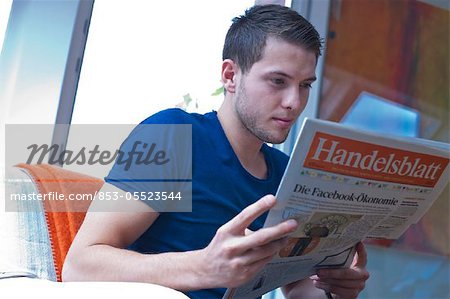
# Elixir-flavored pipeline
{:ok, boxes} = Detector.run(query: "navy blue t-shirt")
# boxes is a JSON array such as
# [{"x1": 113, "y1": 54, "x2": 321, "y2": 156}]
[{"x1": 105, "y1": 108, "x2": 289, "y2": 298}]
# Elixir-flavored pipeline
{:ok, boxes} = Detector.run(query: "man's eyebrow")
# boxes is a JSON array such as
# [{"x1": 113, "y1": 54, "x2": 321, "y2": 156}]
[
  {"x1": 268, "y1": 71, "x2": 293, "y2": 79},
  {"x1": 267, "y1": 71, "x2": 316, "y2": 82},
  {"x1": 304, "y1": 76, "x2": 317, "y2": 82}
]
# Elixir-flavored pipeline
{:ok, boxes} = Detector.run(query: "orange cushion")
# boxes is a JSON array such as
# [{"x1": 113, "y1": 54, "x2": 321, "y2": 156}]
[{"x1": 16, "y1": 164, "x2": 104, "y2": 281}]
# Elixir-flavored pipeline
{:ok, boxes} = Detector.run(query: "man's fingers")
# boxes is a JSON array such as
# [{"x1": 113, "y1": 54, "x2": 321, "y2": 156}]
[
  {"x1": 353, "y1": 242, "x2": 368, "y2": 268},
  {"x1": 312, "y1": 243, "x2": 369, "y2": 299},
  {"x1": 313, "y1": 277, "x2": 366, "y2": 289},
  {"x1": 243, "y1": 219, "x2": 297, "y2": 249},
  {"x1": 317, "y1": 268, "x2": 370, "y2": 281},
  {"x1": 224, "y1": 195, "x2": 277, "y2": 233},
  {"x1": 219, "y1": 220, "x2": 295, "y2": 258},
  {"x1": 247, "y1": 254, "x2": 275, "y2": 274},
  {"x1": 239, "y1": 237, "x2": 288, "y2": 264}
]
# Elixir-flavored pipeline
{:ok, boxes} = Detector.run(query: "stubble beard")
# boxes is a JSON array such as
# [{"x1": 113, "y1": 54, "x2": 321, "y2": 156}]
[{"x1": 234, "y1": 80, "x2": 290, "y2": 144}]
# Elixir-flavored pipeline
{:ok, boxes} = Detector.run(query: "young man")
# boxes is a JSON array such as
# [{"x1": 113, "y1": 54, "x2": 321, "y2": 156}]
[{"x1": 63, "y1": 5, "x2": 369, "y2": 299}]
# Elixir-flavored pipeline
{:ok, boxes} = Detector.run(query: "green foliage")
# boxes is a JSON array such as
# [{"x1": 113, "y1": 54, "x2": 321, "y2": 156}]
[
  {"x1": 211, "y1": 86, "x2": 224, "y2": 96},
  {"x1": 183, "y1": 93, "x2": 193, "y2": 106}
]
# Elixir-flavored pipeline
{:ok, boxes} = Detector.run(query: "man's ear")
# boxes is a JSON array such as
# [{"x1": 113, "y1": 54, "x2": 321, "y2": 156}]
[{"x1": 221, "y1": 59, "x2": 239, "y2": 94}]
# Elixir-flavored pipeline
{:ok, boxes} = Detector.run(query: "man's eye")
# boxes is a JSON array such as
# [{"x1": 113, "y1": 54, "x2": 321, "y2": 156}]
[
  {"x1": 300, "y1": 82, "x2": 312, "y2": 89},
  {"x1": 271, "y1": 78, "x2": 285, "y2": 85}
]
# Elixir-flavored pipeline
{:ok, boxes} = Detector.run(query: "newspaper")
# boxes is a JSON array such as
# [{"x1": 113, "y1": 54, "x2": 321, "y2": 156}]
[{"x1": 223, "y1": 118, "x2": 450, "y2": 299}]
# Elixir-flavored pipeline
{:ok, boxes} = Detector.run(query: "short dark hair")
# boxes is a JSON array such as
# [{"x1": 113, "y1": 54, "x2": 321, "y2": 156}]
[{"x1": 222, "y1": 4, "x2": 322, "y2": 74}]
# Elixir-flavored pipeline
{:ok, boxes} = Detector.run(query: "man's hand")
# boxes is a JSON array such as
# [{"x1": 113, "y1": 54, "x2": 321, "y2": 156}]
[
  {"x1": 198, "y1": 194, "x2": 298, "y2": 288},
  {"x1": 311, "y1": 242, "x2": 370, "y2": 299}
]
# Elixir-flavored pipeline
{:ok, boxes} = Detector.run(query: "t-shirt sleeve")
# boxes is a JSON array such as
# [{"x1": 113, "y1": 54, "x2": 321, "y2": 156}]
[{"x1": 104, "y1": 109, "x2": 192, "y2": 212}]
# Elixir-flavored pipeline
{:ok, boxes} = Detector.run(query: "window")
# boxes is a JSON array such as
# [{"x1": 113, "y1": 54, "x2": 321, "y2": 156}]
[
  {"x1": 0, "y1": 0, "x2": 12, "y2": 52},
  {"x1": 71, "y1": 0, "x2": 255, "y2": 124},
  {"x1": 0, "y1": 0, "x2": 79, "y2": 124},
  {"x1": 316, "y1": 1, "x2": 449, "y2": 298}
]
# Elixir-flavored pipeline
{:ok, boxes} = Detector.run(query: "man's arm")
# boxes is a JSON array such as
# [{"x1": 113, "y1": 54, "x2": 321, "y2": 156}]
[
  {"x1": 62, "y1": 183, "x2": 206, "y2": 290},
  {"x1": 281, "y1": 242, "x2": 370, "y2": 299},
  {"x1": 63, "y1": 185, "x2": 297, "y2": 291}
]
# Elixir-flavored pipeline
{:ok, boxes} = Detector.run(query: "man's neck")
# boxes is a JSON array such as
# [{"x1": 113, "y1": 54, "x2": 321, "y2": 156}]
[{"x1": 217, "y1": 103, "x2": 268, "y2": 179}]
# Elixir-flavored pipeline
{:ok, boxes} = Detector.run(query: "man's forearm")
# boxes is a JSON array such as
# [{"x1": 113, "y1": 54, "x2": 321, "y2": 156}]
[{"x1": 62, "y1": 244, "x2": 209, "y2": 291}]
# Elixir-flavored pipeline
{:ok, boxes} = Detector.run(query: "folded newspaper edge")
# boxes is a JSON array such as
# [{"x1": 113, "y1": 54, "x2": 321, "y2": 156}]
[{"x1": 224, "y1": 118, "x2": 450, "y2": 299}]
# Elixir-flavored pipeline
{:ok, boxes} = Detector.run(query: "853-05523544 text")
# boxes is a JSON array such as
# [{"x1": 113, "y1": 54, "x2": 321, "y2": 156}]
[{"x1": 9, "y1": 191, "x2": 183, "y2": 201}]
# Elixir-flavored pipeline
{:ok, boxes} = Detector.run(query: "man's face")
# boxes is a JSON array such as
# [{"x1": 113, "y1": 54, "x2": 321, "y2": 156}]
[{"x1": 234, "y1": 37, "x2": 317, "y2": 144}]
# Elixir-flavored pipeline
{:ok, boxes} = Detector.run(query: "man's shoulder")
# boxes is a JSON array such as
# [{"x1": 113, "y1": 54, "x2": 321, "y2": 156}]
[{"x1": 140, "y1": 108, "x2": 204, "y2": 125}]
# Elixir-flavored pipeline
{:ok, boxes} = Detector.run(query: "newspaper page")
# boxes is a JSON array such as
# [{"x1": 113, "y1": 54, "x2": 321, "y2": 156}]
[{"x1": 224, "y1": 118, "x2": 450, "y2": 299}]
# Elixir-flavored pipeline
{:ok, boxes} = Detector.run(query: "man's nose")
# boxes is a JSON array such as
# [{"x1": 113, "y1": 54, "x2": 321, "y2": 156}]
[{"x1": 281, "y1": 88, "x2": 307, "y2": 112}]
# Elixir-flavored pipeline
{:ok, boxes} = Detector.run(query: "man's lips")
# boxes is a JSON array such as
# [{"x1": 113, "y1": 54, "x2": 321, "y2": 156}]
[{"x1": 273, "y1": 117, "x2": 294, "y2": 128}]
